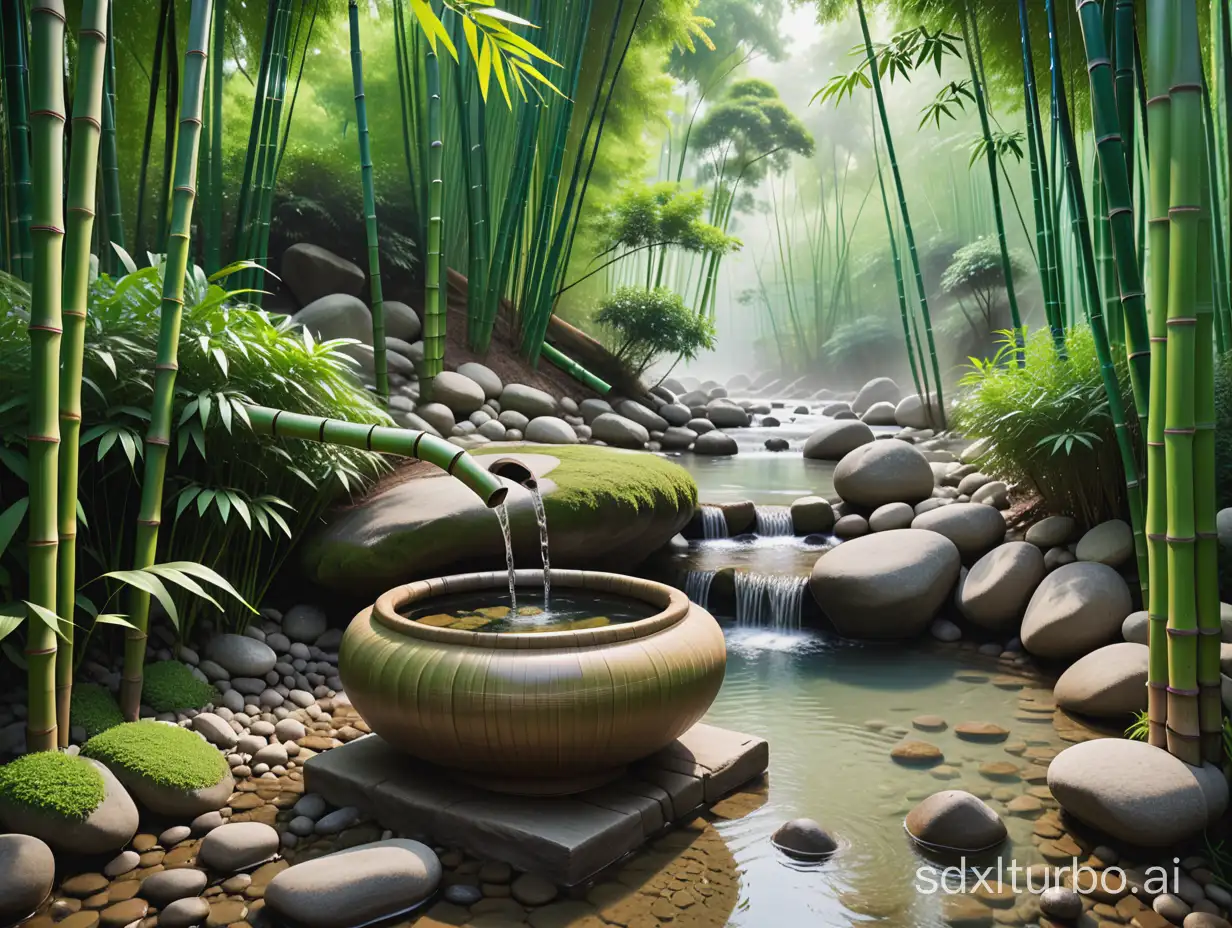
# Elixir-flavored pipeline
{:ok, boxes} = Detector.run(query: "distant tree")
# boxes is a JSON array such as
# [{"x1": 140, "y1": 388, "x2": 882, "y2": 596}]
[
  {"x1": 596, "y1": 286, "x2": 717, "y2": 376},
  {"x1": 940, "y1": 237, "x2": 1029, "y2": 338},
  {"x1": 669, "y1": 0, "x2": 788, "y2": 88}
]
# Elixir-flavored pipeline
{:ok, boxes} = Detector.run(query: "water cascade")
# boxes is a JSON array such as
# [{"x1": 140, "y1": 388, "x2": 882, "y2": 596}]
[
  {"x1": 700, "y1": 505, "x2": 727, "y2": 539},
  {"x1": 682, "y1": 569, "x2": 717, "y2": 609},
  {"x1": 495, "y1": 503, "x2": 517, "y2": 613},
  {"x1": 530, "y1": 484, "x2": 551, "y2": 609},
  {"x1": 754, "y1": 506, "x2": 794, "y2": 537},
  {"x1": 734, "y1": 572, "x2": 807, "y2": 630}
]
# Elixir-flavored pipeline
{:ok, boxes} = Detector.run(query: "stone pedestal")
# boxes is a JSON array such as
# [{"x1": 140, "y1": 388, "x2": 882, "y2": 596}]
[{"x1": 304, "y1": 722, "x2": 768, "y2": 886}]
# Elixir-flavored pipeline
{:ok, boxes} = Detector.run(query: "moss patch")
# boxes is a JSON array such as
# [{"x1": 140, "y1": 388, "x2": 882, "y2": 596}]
[
  {"x1": 82, "y1": 720, "x2": 227, "y2": 792},
  {"x1": 142, "y1": 661, "x2": 217, "y2": 713},
  {"x1": 71, "y1": 683, "x2": 125, "y2": 739},
  {"x1": 0, "y1": 751, "x2": 105, "y2": 822},
  {"x1": 474, "y1": 444, "x2": 698, "y2": 518}
]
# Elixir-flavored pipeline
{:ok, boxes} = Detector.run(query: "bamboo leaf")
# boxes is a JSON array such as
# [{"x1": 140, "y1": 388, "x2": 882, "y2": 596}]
[
  {"x1": 111, "y1": 243, "x2": 138, "y2": 275},
  {"x1": 477, "y1": 35, "x2": 494, "y2": 101},
  {"x1": 462, "y1": 14, "x2": 480, "y2": 67},
  {"x1": 144, "y1": 565, "x2": 223, "y2": 612},
  {"x1": 103, "y1": 570, "x2": 180, "y2": 629},
  {"x1": 509, "y1": 58, "x2": 565, "y2": 98},
  {"x1": 1, "y1": 640, "x2": 26, "y2": 669},
  {"x1": 0, "y1": 498, "x2": 29, "y2": 559},
  {"x1": 0, "y1": 604, "x2": 24, "y2": 642},
  {"x1": 197, "y1": 488, "x2": 216, "y2": 518},
  {"x1": 216, "y1": 490, "x2": 232, "y2": 525},
  {"x1": 75, "y1": 592, "x2": 99, "y2": 618},
  {"x1": 25, "y1": 601, "x2": 69, "y2": 642},
  {"x1": 175, "y1": 486, "x2": 202, "y2": 522},
  {"x1": 154, "y1": 561, "x2": 256, "y2": 611},
  {"x1": 474, "y1": 7, "x2": 534, "y2": 27},
  {"x1": 212, "y1": 347, "x2": 229, "y2": 377},
  {"x1": 230, "y1": 493, "x2": 251, "y2": 529},
  {"x1": 0, "y1": 448, "x2": 28, "y2": 481},
  {"x1": 409, "y1": 0, "x2": 441, "y2": 52},
  {"x1": 93, "y1": 613, "x2": 139, "y2": 631},
  {"x1": 484, "y1": 21, "x2": 559, "y2": 66},
  {"x1": 97, "y1": 429, "x2": 120, "y2": 462},
  {"x1": 217, "y1": 394, "x2": 232, "y2": 433},
  {"x1": 118, "y1": 430, "x2": 139, "y2": 468},
  {"x1": 208, "y1": 259, "x2": 276, "y2": 283}
]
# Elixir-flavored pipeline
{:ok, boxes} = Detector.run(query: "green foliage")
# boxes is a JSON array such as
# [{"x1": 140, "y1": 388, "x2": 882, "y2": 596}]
[
  {"x1": 0, "y1": 751, "x2": 105, "y2": 822},
  {"x1": 941, "y1": 238, "x2": 1030, "y2": 335},
  {"x1": 669, "y1": 0, "x2": 786, "y2": 87},
  {"x1": 83, "y1": 720, "x2": 228, "y2": 792},
  {"x1": 693, "y1": 78, "x2": 815, "y2": 186},
  {"x1": 70, "y1": 683, "x2": 125, "y2": 739},
  {"x1": 1126, "y1": 709, "x2": 1149, "y2": 742},
  {"x1": 595, "y1": 286, "x2": 716, "y2": 376},
  {"x1": 141, "y1": 662, "x2": 217, "y2": 713},
  {"x1": 814, "y1": 26, "x2": 963, "y2": 106},
  {"x1": 0, "y1": 260, "x2": 389, "y2": 638},
  {"x1": 953, "y1": 326, "x2": 1135, "y2": 527}
]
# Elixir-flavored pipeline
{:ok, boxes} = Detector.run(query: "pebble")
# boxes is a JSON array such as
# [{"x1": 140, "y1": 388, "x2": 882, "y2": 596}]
[
  {"x1": 289, "y1": 816, "x2": 316, "y2": 837},
  {"x1": 103, "y1": 851, "x2": 140, "y2": 878},
  {"x1": 292, "y1": 794, "x2": 327, "y2": 820},
  {"x1": 197, "y1": 822, "x2": 280, "y2": 873},
  {"x1": 1155, "y1": 893, "x2": 1193, "y2": 923},
  {"x1": 1039, "y1": 886, "x2": 1082, "y2": 920},
  {"x1": 140, "y1": 869, "x2": 208, "y2": 906},
  {"x1": 444, "y1": 885, "x2": 483, "y2": 906},
  {"x1": 158, "y1": 897, "x2": 209, "y2": 928},
  {"x1": 315, "y1": 807, "x2": 359, "y2": 835},
  {"x1": 511, "y1": 873, "x2": 557, "y2": 906},
  {"x1": 159, "y1": 826, "x2": 192, "y2": 848}
]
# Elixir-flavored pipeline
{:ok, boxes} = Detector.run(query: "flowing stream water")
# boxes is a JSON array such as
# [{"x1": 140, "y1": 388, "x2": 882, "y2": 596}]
[
  {"x1": 734, "y1": 571, "x2": 807, "y2": 630},
  {"x1": 700, "y1": 505, "x2": 728, "y2": 539},
  {"x1": 754, "y1": 505, "x2": 794, "y2": 536},
  {"x1": 682, "y1": 568, "x2": 717, "y2": 608},
  {"x1": 495, "y1": 502, "x2": 517, "y2": 613},
  {"x1": 530, "y1": 484, "x2": 551, "y2": 609}
]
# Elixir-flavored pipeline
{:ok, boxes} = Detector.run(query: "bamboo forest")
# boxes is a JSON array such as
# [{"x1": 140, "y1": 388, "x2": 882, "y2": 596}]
[{"x1": 2, "y1": 0, "x2": 1232, "y2": 926}]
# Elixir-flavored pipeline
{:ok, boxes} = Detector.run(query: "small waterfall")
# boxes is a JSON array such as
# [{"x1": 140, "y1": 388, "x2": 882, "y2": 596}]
[
  {"x1": 495, "y1": 503, "x2": 517, "y2": 613},
  {"x1": 700, "y1": 505, "x2": 727, "y2": 539},
  {"x1": 530, "y1": 483, "x2": 550, "y2": 609},
  {"x1": 754, "y1": 506, "x2": 794, "y2": 536},
  {"x1": 734, "y1": 572, "x2": 807, "y2": 630},
  {"x1": 682, "y1": 569, "x2": 717, "y2": 609}
]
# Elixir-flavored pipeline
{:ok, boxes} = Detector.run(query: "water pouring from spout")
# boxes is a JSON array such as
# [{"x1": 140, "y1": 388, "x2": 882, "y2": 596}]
[{"x1": 486, "y1": 457, "x2": 551, "y2": 611}]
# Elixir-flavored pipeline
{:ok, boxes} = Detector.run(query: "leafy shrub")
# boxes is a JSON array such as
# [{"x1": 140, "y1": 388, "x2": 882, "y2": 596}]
[
  {"x1": 83, "y1": 720, "x2": 228, "y2": 792},
  {"x1": 0, "y1": 258, "x2": 390, "y2": 639},
  {"x1": 953, "y1": 326, "x2": 1135, "y2": 527},
  {"x1": 941, "y1": 238, "x2": 1030, "y2": 338},
  {"x1": 71, "y1": 683, "x2": 125, "y2": 739},
  {"x1": 142, "y1": 662, "x2": 217, "y2": 713},
  {"x1": 0, "y1": 751, "x2": 104, "y2": 821},
  {"x1": 595, "y1": 287, "x2": 716, "y2": 377}
]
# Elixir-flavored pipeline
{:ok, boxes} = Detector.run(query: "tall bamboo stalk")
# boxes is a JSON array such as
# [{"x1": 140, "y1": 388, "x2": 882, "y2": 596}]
[
  {"x1": 1019, "y1": 0, "x2": 1059, "y2": 344},
  {"x1": 3, "y1": 1, "x2": 33, "y2": 281},
  {"x1": 54, "y1": 0, "x2": 108, "y2": 746},
  {"x1": 231, "y1": 0, "x2": 277, "y2": 276},
  {"x1": 205, "y1": 0, "x2": 224, "y2": 272},
  {"x1": 347, "y1": 0, "x2": 387, "y2": 402},
  {"x1": 99, "y1": 5, "x2": 124, "y2": 272},
  {"x1": 24, "y1": 0, "x2": 67, "y2": 754},
  {"x1": 1143, "y1": 0, "x2": 1173, "y2": 751},
  {"x1": 419, "y1": 40, "x2": 444, "y2": 394},
  {"x1": 854, "y1": 0, "x2": 943, "y2": 424},
  {"x1": 120, "y1": 0, "x2": 214, "y2": 720},
  {"x1": 134, "y1": 0, "x2": 170, "y2": 257}
]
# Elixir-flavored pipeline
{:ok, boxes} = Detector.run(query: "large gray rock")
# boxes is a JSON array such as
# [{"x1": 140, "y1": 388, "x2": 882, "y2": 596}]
[
  {"x1": 282, "y1": 244, "x2": 364, "y2": 306},
  {"x1": 1054, "y1": 643, "x2": 1148, "y2": 717},
  {"x1": 904, "y1": 790, "x2": 1006, "y2": 853},
  {"x1": 292, "y1": 294, "x2": 371, "y2": 344},
  {"x1": 416, "y1": 403, "x2": 454, "y2": 436},
  {"x1": 191, "y1": 712, "x2": 239, "y2": 750},
  {"x1": 1075, "y1": 519, "x2": 1134, "y2": 567},
  {"x1": 1025, "y1": 515, "x2": 1077, "y2": 548},
  {"x1": 808, "y1": 529, "x2": 960, "y2": 638},
  {"x1": 868, "y1": 502, "x2": 915, "y2": 532},
  {"x1": 1122, "y1": 610, "x2": 1149, "y2": 645},
  {"x1": 660, "y1": 426, "x2": 696, "y2": 450},
  {"x1": 616, "y1": 400, "x2": 668, "y2": 432},
  {"x1": 500, "y1": 383, "x2": 558, "y2": 420},
  {"x1": 579, "y1": 398, "x2": 615, "y2": 423},
  {"x1": 911, "y1": 503, "x2": 1007, "y2": 561},
  {"x1": 860, "y1": 401, "x2": 898, "y2": 426},
  {"x1": 1048, "y1": 739, "x2": 1227, "y2": 846},
  {"x1": 381, "y1": 301, "x2": 421, "y2": 342},
  {"x1": 958, "y1": 541, "x2": 1045, "y2": 631},
  {"x1": 431, "y1": 371, "x2": 485, "y2": 416},
  {"x1": 266, "y1": 840, "x2": 440, "y2": 928},
  {"x1": 283, "y1": 604, "x2": 328, "y2": 643},
  {"x1": 198, "y1": 822, "x2": 280, "y2": 873},
  {"x1": 590, "y1": 413, "x2": 649, "y2": 448},
  {"x1": 206, "y1": 634, "x2": 276, "y2": 678},
  {"x1": 895, "y1": 393, "x2": 941, "y2": 430},
  {"x1": 834, "y1": 441, "x2": 935, "y2": 508},
  {"x1": 706, "y1": 400, "x2": 750, "y2": 428},
  {"x1": 802, "y1": 419, "x2": 873, "y2": 461},
  {"x1": 140, "y1": 868, "x2": 209, "y2": 906},
  {"x1": 692, "y1": 431, "x2": 738, "y2": 455},
  {"x1": 455, "y1": 362, "x2": 501, "y2": 399},
  {"x1": 0, "y1": 834, "x2": 54, "y2": 925},
  {"x1": 852, "y1": 377, "x2": 900, "y2": 414},
  {"x1": 0, "y1": 758, "x2": 138, "y2": 855},
  {"x1": 686, "y1": 417, "x2": 715, "y2": 435},
  {"x1": 1020, "y1": 562, "x2": 1132, "y2": 660},
  {"x1": 660, "y1": 403, "x2": 691, "y2": 426},
  {"x1": 525, "y1": 416, "x2": 578, "y2": 445},
  {"x1": 791, "y1": 497, "x2": 834, "y2": 534}
]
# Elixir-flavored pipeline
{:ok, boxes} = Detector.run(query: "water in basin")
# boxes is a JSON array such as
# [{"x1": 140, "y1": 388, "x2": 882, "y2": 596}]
[{"x1": 402, "y1": 590, "x2": 657, "y2": 633}]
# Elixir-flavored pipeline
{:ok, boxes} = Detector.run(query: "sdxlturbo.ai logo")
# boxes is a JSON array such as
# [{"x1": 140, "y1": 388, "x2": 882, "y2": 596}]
[{"x1": 915, "y1": 858, "x2": 1184, "y2": 896}]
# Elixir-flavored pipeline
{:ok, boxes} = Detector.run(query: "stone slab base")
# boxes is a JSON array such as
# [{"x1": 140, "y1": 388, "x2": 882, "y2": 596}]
[{"x1": 304, "y1": 722, "x2": 768, "y2": 886}]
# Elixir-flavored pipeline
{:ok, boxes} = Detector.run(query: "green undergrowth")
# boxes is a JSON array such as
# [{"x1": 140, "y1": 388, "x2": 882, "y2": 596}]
[
  {"x1": 83, "y1": 720, "x2": 228, "y2": 792},
  {"x1": 0, "y1": 751, "x2": 105, "y2": 822},
  {"x1": 142, "y1": 662, "x2": 218, "y2": 713},
  {"x1": 475, "y1": 444, "x2": 697, "y2": 516},
  {"x1": 71, "y1": 684, "x2": 125, "y2": 739}
]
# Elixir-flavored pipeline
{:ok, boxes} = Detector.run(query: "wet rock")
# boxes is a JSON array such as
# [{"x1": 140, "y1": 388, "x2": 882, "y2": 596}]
[
  {"x1": 281, "y1": 244, "x2": 364, "y2": 305},
  {"x1": 456, "y1": 362, "x2": 502, "y2": 399},
  {"x1": 834, "y1": 441, "x2": 935, "y2": 507},
  {"x1": 905, "y1": 790, "x2": 1007, "y2": 853},
  {"x1": 912, "y1": 715, "x2": 947, "y2": 731},
  {"x1": 693, "y1": 431, "x2": 738, "y2": 455},
  {"x1": 283, "y1": 605, "x2": 327, "y2": 643},
  {"x1": 500, "y1": 383, "x2": 559, "y2": 420},
  {"x1": 895, "y1": 393, "x2": 942, "y2": 430},
  {"x1": 802, "y1": 419, "x2": 873, "y2": 461},
  {"x1": 1038, "y1": 886, "x2": 1082, "y2": 920},
  {"x1": 525, "y1": 416, "x2": 578, "y2": 445},
  {"x1": 971, "y1": 480, "x2": 1010, "y2": 509},
  {"x1": 383, "y1": 301, "x2": 421, "y2": 342},
  {"x1": 861, "y1": 401, "x2": 898, "y2": 426},
  {"x1": 617, "y1": 400, "x2": 668, "y2": 432},
  {"x1": 832, "y1": 514, "x2": 869, "y2": 539},
  {"x1": 104, "y1": 850, "x2": 140, "y2": 878},
  {"x1": 891, "y1": 740, "x2": 944, "y2": 765},
  {"x1": 1025, "y1": 515, "x2": 1076, "y2": 548},
  {"x1": 141, "y1": 869, "x2": 209, "y2": 906},
  {"x1": 444, "y1": 884, "x2": 483, "y2": 906},
  {"x1": 159, "y1": 897, "x2": 210, "y2": 928},
  {"x1": 1075, "y1": 519, "x2": 1134, "y2": 567},
  {"x1": 954, "y1": 722, "x2": 1009, "y2": 742},
  {"x1": 660, "y1": 403, "x2": 691, "y2": 426},
  {"x1": 764, "y1": 437, "x2": 789, "y2": 452},
  {"x1": 1054, "y1": 642, "x2": 1149, "y2": 717},
  {"x1": 771, "y1": 819, "x2": 838, "y2": 859},
  {"x1": 1020, "y1": 562, "x2": 1132, "y2": 660},
  {"x1": 206, "y1": 634, "x2": 276, "y2": 678},
  {"x1": 0, "y1": 834, "x2": 55, "y2": 925},
  {"x1": 869, "y1": 502, "x2": 915, "y2": 532},
  {"x1": 511, "y1": 873, "x2": 558, "y2": 906},
  {"x1": 197, "y1": 822, "x2": 279, "y2": 872},
  {"x1": 852, "y1": 377, "x2": 900, "y2": 414},
  {"x1": 706, "y1": 399, "x2": 750, "y2": 428},
  {"x1": 958, "y1": 542, "x2": 1045, "y2": 632},
  {"x1": 589, "y1": 413, "x2": 649, "y2": 448},
  {"x1": 809, "y1": 529, "x2": 960, "y2": 638},
  {"x1": 1043, "y1": 545, "x2": 1076, "y2": 571},
  {"x1": 930, "y1": 619, "x2": 961, "y2": 642},
  {"x1": 1048, "y1": 739, "x2": 1228, "y2": 846},
  {"x1": 912, "y1": 504, "x2": 1007, "y2": 561},
  {"x1": 788, "y1": 497, "x2": 833, "y2": 535},
  {"x1": 660, "y1": 426, "x2": 695, "y2": 450},
  {"x1": 265, "y1": 839, "x2": 441, "y2": 928}
]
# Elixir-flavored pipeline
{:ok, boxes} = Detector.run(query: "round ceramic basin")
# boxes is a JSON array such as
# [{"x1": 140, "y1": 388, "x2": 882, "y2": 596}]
[{"x1": 339, "y1": 569, "x2": 726, "y2": 794}]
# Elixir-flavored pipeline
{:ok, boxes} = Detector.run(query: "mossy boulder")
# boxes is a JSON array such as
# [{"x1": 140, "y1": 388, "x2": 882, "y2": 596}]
[
  {"x1": 82, "y1": 721, "x2": 233, "y2": 818},
  {"x1": 0, "y1": 751, "x2": 138, "y2": 854},
  {"x1": 302, "y1": 444, "x2": 697, "y2": 600},
  {"x1": 142, "y1": 661, "x2": 217, "y2": 713},
  {"x1": 71, "y1": 683, "x2": 124, "y2": 739}
]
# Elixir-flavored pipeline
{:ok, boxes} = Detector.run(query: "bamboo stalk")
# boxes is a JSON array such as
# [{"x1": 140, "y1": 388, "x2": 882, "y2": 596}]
[
  {"x1": 99, "y1": 4, "x2": 123, "y2": 271},
  {"x1": 205, "y1": 0, "x2": 224, "y2": 273},
  {"x1": 3, "y1": 0, "x2": 34, "y2": 281},
  {"x1": 120, "y1": 0, "x2": 213, "y2": 721},
  {"x1": 250, "y1": 0, "x2": 291, "y2": 304},
  {"x1": 25, "y1": 0, "x2": 67, "y2": 753},
  {"x1": 230, "y1": 0, "x2": 277, "y2": 273},
  {"x1": 419, "y1": 38, "x2": 444, "y2": 395},
  {"x1": 134, "y1": 0, "x2": 170, "y2": 256},
  {"x1": 53, "y1": 0, "x2": 108, "y2": 746},
  {"x1": 346, "y1": 0, "x2": 387, "y2": 402}
]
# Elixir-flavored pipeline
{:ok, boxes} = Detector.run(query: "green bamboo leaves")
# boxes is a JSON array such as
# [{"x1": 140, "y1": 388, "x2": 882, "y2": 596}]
[{"x1": 121, "y1": 0, "x2": 214, "y2": 721}]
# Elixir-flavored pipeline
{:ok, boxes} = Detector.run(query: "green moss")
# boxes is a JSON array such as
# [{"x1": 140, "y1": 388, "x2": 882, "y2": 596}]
[
  {"x1": 71, "y1": 683, "x2": 125, "y2": 739},
  {"x1": 475, "y1": 444, "x2": 698, "y2": 519},
  {"x1": 141, "y1": 661, "x2": 218, "y2": 713},
  {"x1": 0, "y1": 751, "x2": 105, "y2": 822},
  {"x1": 82, "y1": 721, "x2": 227, "y2": 792}
]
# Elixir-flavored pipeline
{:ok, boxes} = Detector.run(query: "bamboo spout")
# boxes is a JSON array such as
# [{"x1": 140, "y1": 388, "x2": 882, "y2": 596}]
[
  {"x1": 245, "y1": 405, "x2": 508, "y2": 508},
  {"x1": 486, "y1": 457, "x2": 538, "y2": 490}
]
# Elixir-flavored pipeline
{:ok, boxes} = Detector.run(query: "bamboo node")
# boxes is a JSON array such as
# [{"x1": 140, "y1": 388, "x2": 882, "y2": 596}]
[
  {"x1": 1163, "y1": 533, "x2": 1197, "y2": 543},
  {"x1": 1198, "y1": 627, "x2": 1222, "y2": 636},
  {"x1": 26, "y1": 539, "x2": 58, "y2": 548},
  {"x1": 1165, "y1": 685, "x2": 1201, "y2": 696},
  {"x1": 1108, "y1": 207, "x2": 1133, "y2": 219},
  {"x1": 24, "y1": 434, "x2": 60, "y2": 445},
  {"x1": 1165, "y1": 724, "x2": 1201, "y2": 740},
  {"x1": 1085, "y1": 58, "x2": 1112, "y2": 72},
  {"x1": 1168, "y1": 206, "x2": 1201, "y2": 215},
  {"x1": 29, "y1": 225, "x2": 66, "y2": 235},
  {"x1": 27, "y1": 325, "x2": 63, "y2": 335},
  {"x1": 136, "y1": 519, "x2": 161, "y2": 528},
  {"x1": 1145, "y1": 94, "x2": 1171, "y2": 107},
  {"x1": 67, "y1": 207, "x2": 96, "y2": 216},
  {"x1": 29, "y1": 110, "x2": 67, "y2": 122},
  {"x1": 1165, "y1": 627, "x2": 1200, "y2": 638},
  {"x1": 1169, "y1": 82, "x2": 1202, "y2": 93},
  {"x1": 1162, "y1": 428, "x2": 1196, "y2": 435},
  {"x1": 145, "y1": 437, "x2": 170, "y2": 447},
  {"x1": 72, "y1": 116, "x2": 102, "y2": 131},
  {"x1": 1165, "y1": 317, "x2": 1198, "y2": 326}
]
